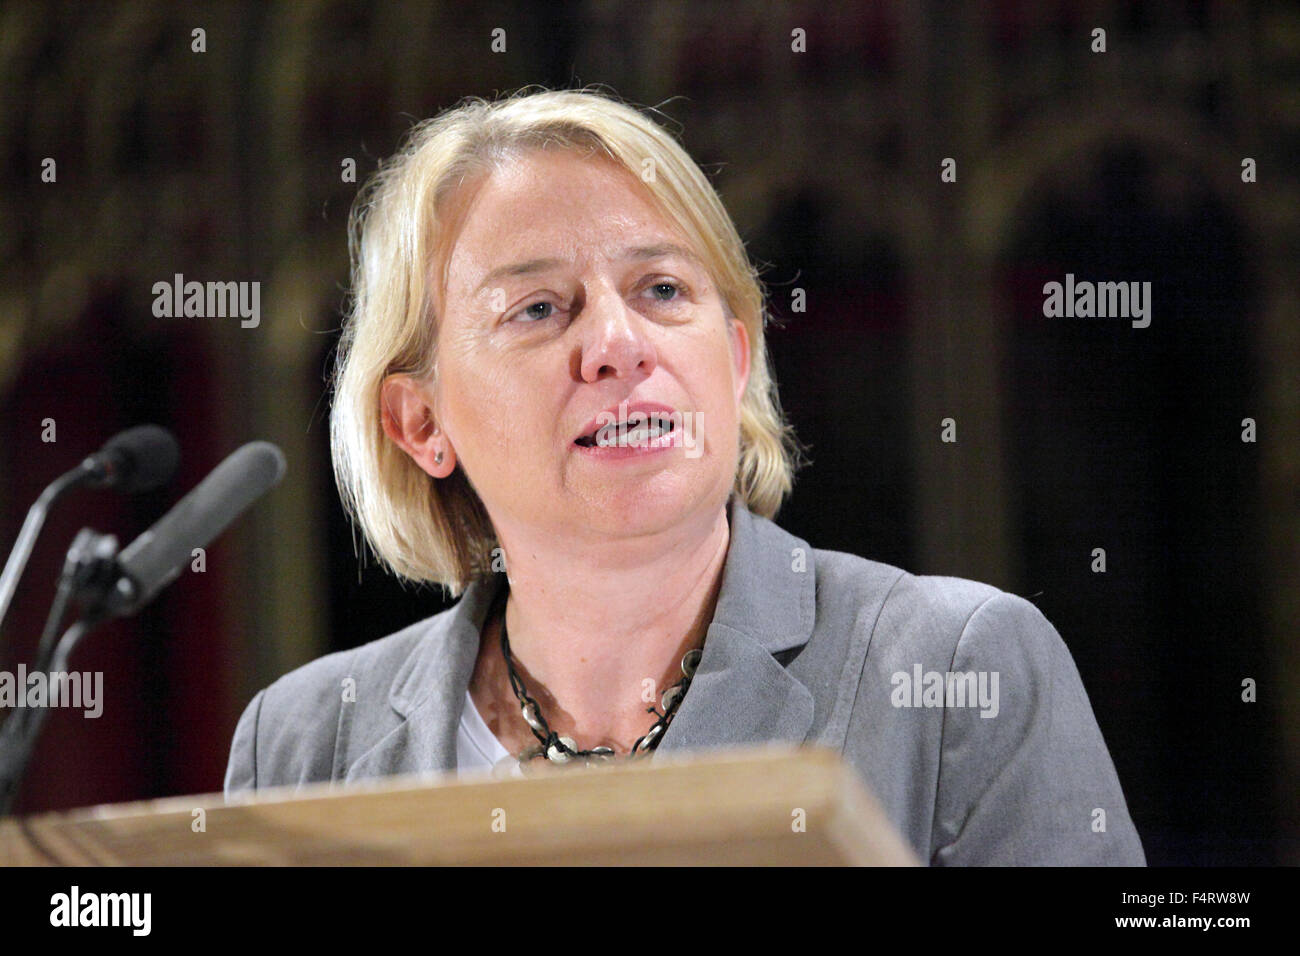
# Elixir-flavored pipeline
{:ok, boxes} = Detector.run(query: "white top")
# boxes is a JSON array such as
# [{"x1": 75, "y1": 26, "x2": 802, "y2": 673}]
[{"x1": 456, "y1": 688, "x2": 525, "y2": 779}]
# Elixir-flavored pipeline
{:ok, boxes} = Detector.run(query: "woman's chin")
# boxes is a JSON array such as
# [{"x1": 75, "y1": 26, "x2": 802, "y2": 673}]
[{"x1": 573, "y1": 472, "x2": 714, "y2": 531}]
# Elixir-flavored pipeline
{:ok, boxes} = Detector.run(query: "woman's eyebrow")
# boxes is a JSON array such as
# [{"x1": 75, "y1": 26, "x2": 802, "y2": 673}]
[
  {"x1": 618, "y1": 242, "x2": 701, "y2": 266},
  {"x1": 475, "y1": 243, "x2": 701, "y2": 294},
  {"x1": 476, "y1": 257, "x2": 566, "y2": 293}
]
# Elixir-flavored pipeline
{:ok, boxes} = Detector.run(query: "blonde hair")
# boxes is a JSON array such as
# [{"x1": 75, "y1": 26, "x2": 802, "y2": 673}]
[{"x1": 330, "y1": 86, "x2": 803, "y2": 596}]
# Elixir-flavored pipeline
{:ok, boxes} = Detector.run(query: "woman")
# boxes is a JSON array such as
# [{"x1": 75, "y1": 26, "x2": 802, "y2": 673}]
[{"x1": 224, "y1": 87, "x2": 1145, "y2": 866}]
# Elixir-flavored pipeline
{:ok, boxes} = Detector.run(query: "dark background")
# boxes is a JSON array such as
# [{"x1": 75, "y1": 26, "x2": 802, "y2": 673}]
[{"x1": 0, "y1": 1, "x2": 1294, "y2": 866}]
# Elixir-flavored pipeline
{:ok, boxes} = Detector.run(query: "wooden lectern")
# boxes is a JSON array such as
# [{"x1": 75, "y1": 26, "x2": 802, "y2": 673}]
[{"x1": 0, "y1": 745, "x2": 920, "y2": 865}]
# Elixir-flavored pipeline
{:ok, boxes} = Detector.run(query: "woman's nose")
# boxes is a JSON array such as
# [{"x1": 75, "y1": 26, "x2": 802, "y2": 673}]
[{"x1": 577, "y1": 287, "x2": 658, "y2": 383}]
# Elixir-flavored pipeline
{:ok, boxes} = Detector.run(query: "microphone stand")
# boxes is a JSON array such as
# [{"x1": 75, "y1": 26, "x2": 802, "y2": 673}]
[
  {"x1": 0, "y1": 440, "x2": 282, "y2": 816},
  {"x1": 0, "y1": 528, "x2": 122, "y2": 817},
  {"x1": 0, "y1": 465, "x2": 96, "y2": 642}
]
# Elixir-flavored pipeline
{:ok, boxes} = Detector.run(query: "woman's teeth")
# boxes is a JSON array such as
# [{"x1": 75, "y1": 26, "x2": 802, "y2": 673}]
[
  {"x1": 598, "y1": 422, "x2": 667, "y2": 447},
  {"x1": 576, "y1": 416, "x2": 676, "y2": 447}
]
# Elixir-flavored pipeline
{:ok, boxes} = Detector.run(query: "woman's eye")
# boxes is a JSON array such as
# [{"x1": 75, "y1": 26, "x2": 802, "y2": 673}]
[
  {"x1": 645, "y1": 281, "x2": 684, "y2": 301},
  {"x1": 513, "y1": 301, "x2": 556, "y2": 323},
  {"x1": 509, "y1": 281, "x2": 684, "y2": 323}
]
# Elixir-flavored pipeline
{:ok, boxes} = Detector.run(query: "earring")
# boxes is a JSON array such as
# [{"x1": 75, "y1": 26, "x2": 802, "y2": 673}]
[{"x1": 434, "y1": 451, "x2": 444, "y2": 465}]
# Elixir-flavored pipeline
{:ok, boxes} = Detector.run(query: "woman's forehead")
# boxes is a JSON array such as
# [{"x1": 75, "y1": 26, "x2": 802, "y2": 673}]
[
  {"x1": 456, "y1": 152, "x2": 675, "y2": 243},
  {"x1": 443, "y1": 158, "x2": 702, "y2": 287},
  {"x1": 481, "y1": 146, "x2": 638, "y2": 194}
]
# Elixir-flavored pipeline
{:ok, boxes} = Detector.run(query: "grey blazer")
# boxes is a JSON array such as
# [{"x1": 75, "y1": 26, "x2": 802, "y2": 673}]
[{"x1": 224, "y1": 496, "x2": 1146, "y2": 866}]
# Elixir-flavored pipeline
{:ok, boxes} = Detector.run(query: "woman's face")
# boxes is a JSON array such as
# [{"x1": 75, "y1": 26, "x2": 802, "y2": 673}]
[{"x1": 416, "y1": 148, "x2": 750, "y2": 543}]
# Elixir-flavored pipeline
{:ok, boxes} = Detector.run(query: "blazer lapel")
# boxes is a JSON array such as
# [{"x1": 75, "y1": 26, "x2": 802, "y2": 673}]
[
  {"x1": 656, "y1": 497, "x2": 817, "y2": 755},
  {"x1": 343, "y1": 575, "x2": 504, "y2": 782}
]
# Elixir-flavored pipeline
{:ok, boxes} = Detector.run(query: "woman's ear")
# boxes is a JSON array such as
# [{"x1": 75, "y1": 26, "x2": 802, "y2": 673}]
[
  {"x1": 380, "y1": 374, "x2": 457, "y2": 478},
  {"x1": 728, "y1": 317, "x2": 751, "y2": 403}
]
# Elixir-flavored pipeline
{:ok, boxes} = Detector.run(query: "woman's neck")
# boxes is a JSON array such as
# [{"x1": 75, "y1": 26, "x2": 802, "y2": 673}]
[{"x1": 469, "y1": 503, "x2": 732, "y2": 756}]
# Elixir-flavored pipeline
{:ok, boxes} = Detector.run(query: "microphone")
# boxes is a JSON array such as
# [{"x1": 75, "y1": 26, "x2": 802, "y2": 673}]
[
  {"x1": 83, "y1": 424, "x2": 180, "y2": 493},
  {"x1": 106, "y1": 441, "x2": 286, "y2": 617},
  {"x1": 0, "y1": 426, "x2": 180, "y2": 643},
  {"x1": 0, "y1": 440, "x2": 284, "y2": 816}
]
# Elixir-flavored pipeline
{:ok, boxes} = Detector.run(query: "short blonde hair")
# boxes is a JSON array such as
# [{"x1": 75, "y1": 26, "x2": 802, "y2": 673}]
[{"x1": 330, "y1": 86, "x2": 803, "y2": 596}]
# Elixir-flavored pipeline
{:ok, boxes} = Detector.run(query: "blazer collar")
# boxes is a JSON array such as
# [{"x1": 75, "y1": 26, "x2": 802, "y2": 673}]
[{"x1": 344, "y1": 496, "x2": 817, "y2": 780}]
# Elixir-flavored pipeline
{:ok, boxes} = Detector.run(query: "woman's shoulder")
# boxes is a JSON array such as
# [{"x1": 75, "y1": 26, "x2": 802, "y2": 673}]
[
  {"x1": 808, "y1": 545, "x2": 1059, "y2": 662},
  {"x1": 258, "y1": 610, "x2": 447, "y2": 707},
  {"x1": 223, "y1": 607, "x2": 459, "y2": 795},
  {"x1": 806, "y1": 546, "x2": 1145, "y2": 865}
]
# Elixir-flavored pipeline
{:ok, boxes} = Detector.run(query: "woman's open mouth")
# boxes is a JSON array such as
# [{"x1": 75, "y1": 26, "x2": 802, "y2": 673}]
[
  {"x1": 574, "y1": 411, "x2": 686, "y2": 460},
  {"x1": 574, "y1": 413, "x2": 677, "y2": 448}
]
